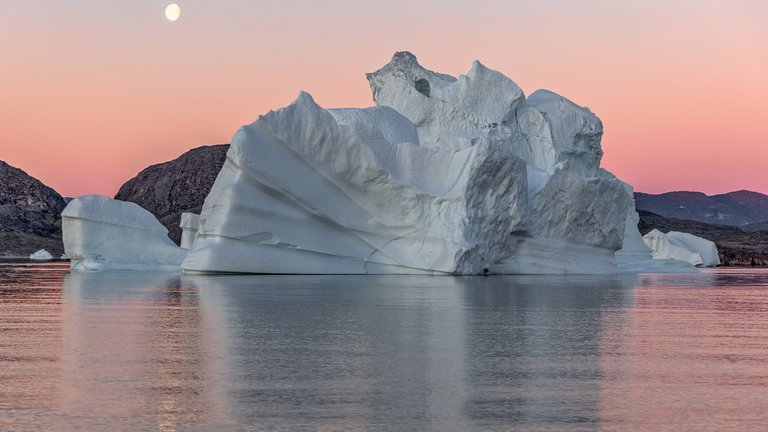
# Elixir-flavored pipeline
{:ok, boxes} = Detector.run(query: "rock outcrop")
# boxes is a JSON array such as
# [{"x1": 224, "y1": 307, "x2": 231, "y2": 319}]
[
  {"x1": 115, "y1": 144, "x2": 229, "y2": 244},
  {"x1": 0, "y1": 160, "x2": 66, "y2": 257}
]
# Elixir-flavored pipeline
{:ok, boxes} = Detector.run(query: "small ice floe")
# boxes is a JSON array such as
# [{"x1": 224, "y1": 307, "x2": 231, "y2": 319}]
[
  {"x1": 643, "y1": 229, "x2": 720, "y2": 267},
  {"x1": 30, "y1": 249, "x2": 54, "y2": 260},
  {"x1": 61, "y1": 195, "x2": 187, "y2": 271}
]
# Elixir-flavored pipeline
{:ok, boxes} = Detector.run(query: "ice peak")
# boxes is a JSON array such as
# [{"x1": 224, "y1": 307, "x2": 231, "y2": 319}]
[
  {"x1": 469, "y1": 60, "x2": 487, "y2": 73},
  {"x1": 391, "y1": 51, "x2": 419, "y2": 65},
  {"x1": 367, "y1": 51, "x2": 428, "y2": 82},
  {"x1": 293, "y1": 90, "x2": 317, "y2": 106}
]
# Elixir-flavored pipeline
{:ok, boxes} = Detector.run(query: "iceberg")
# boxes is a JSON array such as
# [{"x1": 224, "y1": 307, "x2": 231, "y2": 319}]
[
  {"x1": 30, "y1": 249, "x2": 54, "y2": 260},
  {"x1": 62, "y1": 195, "x2": 186, "y2": 271},
  {"x1": 61, "y1": 52, "x2": 695, "y2": 275},
  {"x1": 179, "y1": 212, "x2": 200, "y2": 250},
  {"x1": 643, "y1": 229, "x2": 721, "y2": 267},
  {"x1": 180, "y1": 52, "x2": 634, "y2": 275}
]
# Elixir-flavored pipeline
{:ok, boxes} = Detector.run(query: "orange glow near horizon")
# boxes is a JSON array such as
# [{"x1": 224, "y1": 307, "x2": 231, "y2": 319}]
[{"x1": 1, "y1": 1, "x2": 767, "y2": 197}]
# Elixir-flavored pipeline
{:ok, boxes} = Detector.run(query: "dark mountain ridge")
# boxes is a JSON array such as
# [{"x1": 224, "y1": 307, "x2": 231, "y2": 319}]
[
  {"x1": 710, "y1": 190, "x2": 768, "y2": 224},
  {"x1": 635, "y1": 190, "x2": 768, "y2": 227},
  {"x1": 115, "y1": 144, "x2": 229, "y2": 244},
  {"x1": 0, "y1": 160, "x2": 66, "y2": 257}
]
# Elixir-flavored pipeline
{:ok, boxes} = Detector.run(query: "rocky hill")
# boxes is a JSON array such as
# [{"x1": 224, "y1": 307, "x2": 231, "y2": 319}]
[
  {"x1": 0, "y1": 160, "x2": 66, "y2": 257},
  {"x1": 115, "y1": 144, "x2": 229, "y2": 244},
  {"x1": 711, "y1": 190, "x2": 768, "y2": 225},
  {"x1": 638, "y1": 210, "x2": 768, "y2": 266},
  {"x1": 635, "y1": 190, "x2": 768, "y2": 227}
]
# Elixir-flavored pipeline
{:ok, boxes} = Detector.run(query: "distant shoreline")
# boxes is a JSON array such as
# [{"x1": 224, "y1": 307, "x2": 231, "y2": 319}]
[
  {"x1": 1, "y1": 259, "x2": 766, "y2": 271},
  {"x1": 0, "y1": 257, "x2": 70, "y2": 262}
]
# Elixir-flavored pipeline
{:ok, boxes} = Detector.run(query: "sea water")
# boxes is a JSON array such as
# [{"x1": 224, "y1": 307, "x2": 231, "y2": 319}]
[{"x1": 1, "y1": 262, "x2": 767, "y2": 431}]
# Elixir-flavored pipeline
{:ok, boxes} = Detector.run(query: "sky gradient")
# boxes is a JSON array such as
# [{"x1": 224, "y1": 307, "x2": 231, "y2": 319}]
[{"x1": 2, "y1": 0, "x2": 767, "y2": 197}]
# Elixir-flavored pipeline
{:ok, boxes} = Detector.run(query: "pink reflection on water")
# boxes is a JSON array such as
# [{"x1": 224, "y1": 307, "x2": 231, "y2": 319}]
[
  {"x1": 59, "y1": 272, "x2": 233, "y2": 430},
  {"x1": 0, "y1": 262, "x2": 64, "y2": 430},
  {"x1": 599, "y1": 270, "x2": 768, "y2": 430}
]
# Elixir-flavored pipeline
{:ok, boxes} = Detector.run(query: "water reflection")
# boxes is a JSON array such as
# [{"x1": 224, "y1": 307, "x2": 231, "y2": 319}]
[
  {"x1": 0, "y1": 262, "x2": 66, "y2": 431},
  {"x1": 460, "y1": 275, "x2": 635, "y2": 429},
  {"x1": 186, "y1": 275, "x2": 474, "y2": 430},
  {"x1": 2, "y1": 265, "x2": 767, "y2": 430},
  {"x1": 182, "y1": 273, "x2": 636, "y2": 431},
  {"x1": 59, "y1": 270, "x2": 232, "y2": 430},
  {"x1": 599, "y1": 269, "x2": 768, "y2": 430}
]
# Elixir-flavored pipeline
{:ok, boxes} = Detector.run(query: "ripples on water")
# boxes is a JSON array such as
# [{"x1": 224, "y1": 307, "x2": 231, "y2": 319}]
[{"x1": 1, "y1": 261, "x2": 767, "y2": 431}]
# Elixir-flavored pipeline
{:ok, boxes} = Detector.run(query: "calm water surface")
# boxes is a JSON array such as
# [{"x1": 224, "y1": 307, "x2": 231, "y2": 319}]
[{"x1": 1, "y1": 262, "x2": 767, "y2": 431}]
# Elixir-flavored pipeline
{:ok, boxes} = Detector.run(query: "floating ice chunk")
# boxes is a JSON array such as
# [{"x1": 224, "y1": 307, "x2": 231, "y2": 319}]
[
  {"x1": 179, "y1": 212, "x2": 200, "y2": 250},
  {"x1": 180, "y1": 52, "x2": 639, "y2": 275},
  {"x1": 30, "y1": 249, "x2": 53, "y2": 260},
  {"x1": 62, "y1": 195, "x2": 187, "y2": 271},
  {"x1": 643, "y1": 229, "x2": 720, "y2": 267},
  {"x1": 616, "y1": 211, "x2": 698, "y2": 273}
]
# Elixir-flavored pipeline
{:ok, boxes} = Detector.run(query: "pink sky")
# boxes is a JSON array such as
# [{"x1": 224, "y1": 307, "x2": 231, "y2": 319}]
[{"x1": 1, "y1": 1, "x2": 767, "y2": 197}]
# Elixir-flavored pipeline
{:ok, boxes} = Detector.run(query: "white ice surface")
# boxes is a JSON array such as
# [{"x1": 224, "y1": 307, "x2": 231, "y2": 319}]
[
  {"x1": 182, "y1": 92, "x2": 529, "y2": 274},
  {"x1": 69, "y1": 52, "x2": 692, "y2": 275},
  {"x1": 62, "y1": 195, "x2": 187, "y2": 271},
  {"x1": 179, "y1": 212, "x2": 200, "y2": 250},
  {"x1": 643, "y1": 229, "x2": 721, "y2": 267},
  {"x1": 516, "y1": 90, "x2": 604, "y2": 176},
  {"x1": 181, "y1": 53, "x2": 639, "y2": 275},
  {"x1": 30, "y1": 249, "x2": 53, "y2": 260}
]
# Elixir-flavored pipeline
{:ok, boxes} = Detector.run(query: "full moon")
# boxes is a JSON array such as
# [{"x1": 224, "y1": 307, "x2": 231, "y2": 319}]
[{"x1": 165, "y1": 4, "x2": 181, "y2": 22}]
